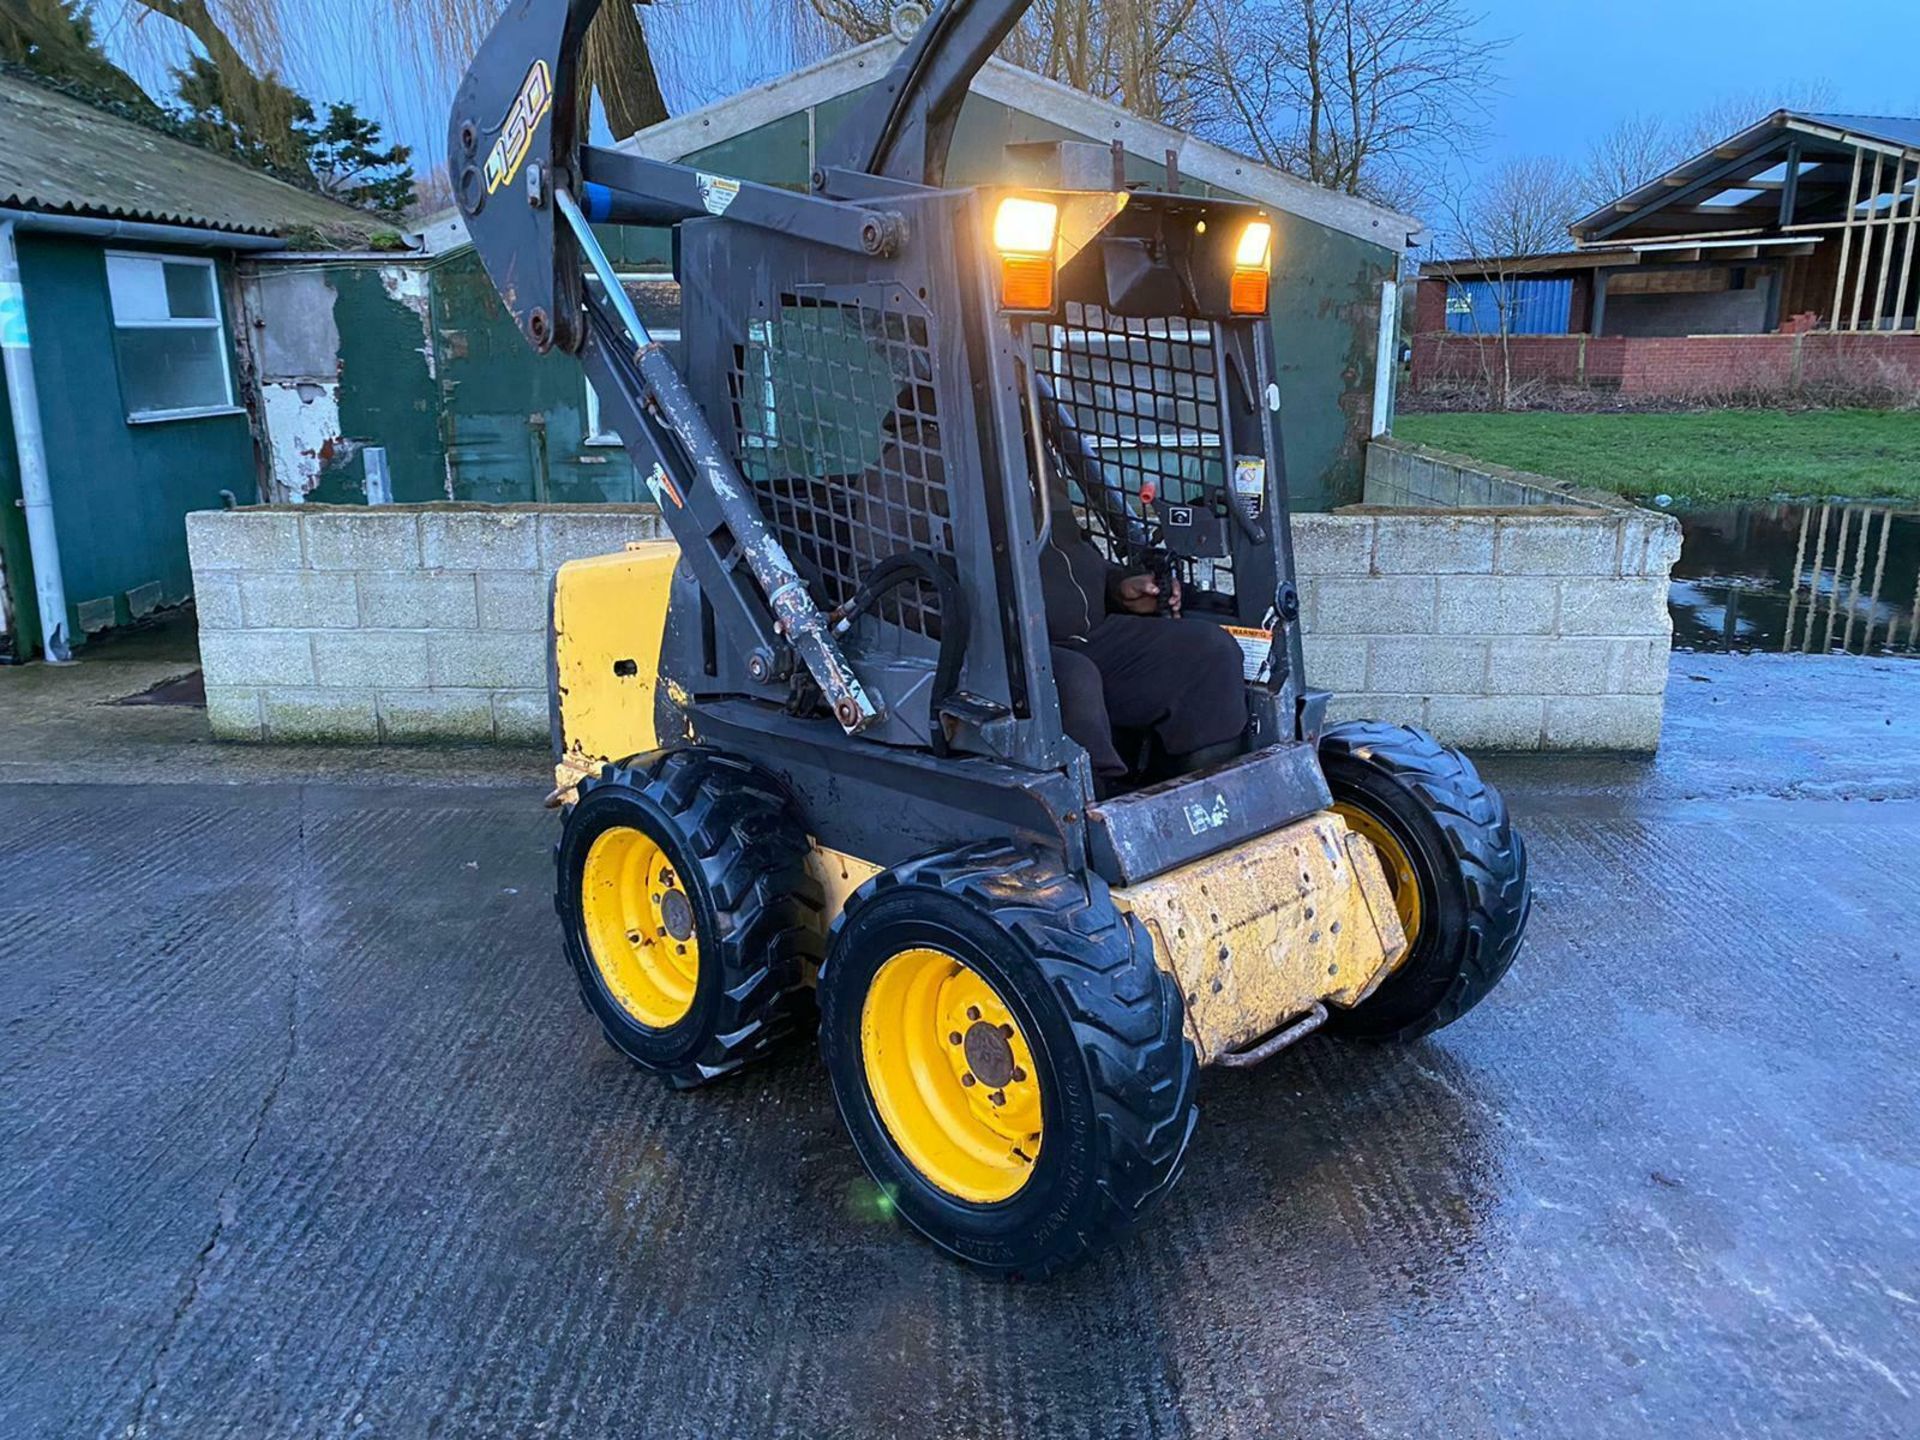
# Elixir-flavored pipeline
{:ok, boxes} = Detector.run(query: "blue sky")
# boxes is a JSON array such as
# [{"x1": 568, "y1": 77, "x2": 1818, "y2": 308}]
[
  {"x1": 104, "y1": 0, "x2": 1919, "y2": 193},
  {"x1": 1472, "y1": 0, "x2": 1917, "y2": 166}
]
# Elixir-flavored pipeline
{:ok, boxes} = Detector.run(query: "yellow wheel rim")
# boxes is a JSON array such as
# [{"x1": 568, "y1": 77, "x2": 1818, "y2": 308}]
[
  {"x1": 1335, "y1": 802, "x2": 1423, "y2": 944},
  {"x1": 579, "y1": 825, "x2": 701, "y2": 1029},
  {"x1": 860, "y1": 947, "x2": 1043, "y2": 1204}
]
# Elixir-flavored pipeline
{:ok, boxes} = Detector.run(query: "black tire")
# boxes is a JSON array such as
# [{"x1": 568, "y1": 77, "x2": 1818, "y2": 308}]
[
  {"x1": 555, "y1": 747, "x2": 822, "y2": 1088},
  {"x1": 818, "y1": 843, "x2": 1199, "y2": 1279},
  {"x1": 1318, "y1": 720, "x2": 1530, "y2": 1043}
]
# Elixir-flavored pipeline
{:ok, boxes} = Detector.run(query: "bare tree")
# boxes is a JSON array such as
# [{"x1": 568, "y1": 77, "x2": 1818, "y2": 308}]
[
  {"x1": 1186, "y1": 0, "x2": 1503, "y2": 207},
  {"x1": 1580, "y1": 112, "x2": 1683, "y2": 211},
  {"x1": 1428, "y1": 154, "x2": 1585, "y2": 407}
]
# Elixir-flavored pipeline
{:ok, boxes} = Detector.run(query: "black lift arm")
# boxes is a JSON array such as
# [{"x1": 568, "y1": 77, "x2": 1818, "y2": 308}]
[{"x1": 447, "y1": 0, "x2": 1030, "y2": 734}]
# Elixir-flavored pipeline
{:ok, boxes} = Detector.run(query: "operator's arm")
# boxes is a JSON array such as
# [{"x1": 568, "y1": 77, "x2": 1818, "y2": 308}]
[{"x1": 1108, "y1": 568, "x2": 1182, "y2": 618}]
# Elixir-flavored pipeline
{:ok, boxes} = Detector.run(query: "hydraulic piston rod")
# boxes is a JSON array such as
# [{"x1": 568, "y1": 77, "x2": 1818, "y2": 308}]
[{"x1": 553, "y1": 187, "x2": 883, "y2": 734}]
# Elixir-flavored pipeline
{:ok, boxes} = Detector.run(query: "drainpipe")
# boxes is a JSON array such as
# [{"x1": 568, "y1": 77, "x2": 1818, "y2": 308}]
[{"x1": 0, "y1": 219, "x2": 72, "y2": 663}]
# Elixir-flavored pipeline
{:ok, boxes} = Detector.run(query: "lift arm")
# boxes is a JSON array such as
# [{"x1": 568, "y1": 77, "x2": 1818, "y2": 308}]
[
  {"x1": 448, "y1": 0, "x2": 891, "y2": 731},
  {"x1": 447, "y1": 0, "x2": 1029, "y2": 733}
]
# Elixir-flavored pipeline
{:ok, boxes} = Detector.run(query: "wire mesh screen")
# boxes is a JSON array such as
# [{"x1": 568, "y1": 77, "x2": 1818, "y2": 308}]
[
  {"x1": 1026, "y1": 302, "x2": 1235, "y2": 594},
  {"x1": 730, "y1": 289, "x2": 952, "y2": 642}
]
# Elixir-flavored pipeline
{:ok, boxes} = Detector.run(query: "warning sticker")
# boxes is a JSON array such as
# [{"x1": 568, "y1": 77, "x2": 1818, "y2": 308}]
[
  {"x1": 1221, "y1": 624, "x2": 1273, "y2": 683},
  {"x1": 1233, "y1": 455, "x2": 1266, "y2": 519},
  {"x1": 697, "y1": 172, "x2": 741, "y2": 215}
]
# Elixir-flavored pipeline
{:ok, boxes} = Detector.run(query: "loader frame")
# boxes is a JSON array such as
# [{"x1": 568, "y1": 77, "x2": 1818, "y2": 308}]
[{"x1": 449, "y1": 0, "x2": 1329, "y2": 884}]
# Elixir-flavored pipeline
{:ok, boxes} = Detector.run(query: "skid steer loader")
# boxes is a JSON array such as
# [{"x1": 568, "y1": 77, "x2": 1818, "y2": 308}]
[{"x1": 450, "y1": 0, "x2": 1530, "y2": 1277}]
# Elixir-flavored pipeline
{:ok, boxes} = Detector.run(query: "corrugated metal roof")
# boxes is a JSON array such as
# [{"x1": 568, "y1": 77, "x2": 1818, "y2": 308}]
[
  {"x1": 1802, "y1": 114, "x2": 1920, "y2": 151},
  {"x1": 0, "y1": 72, "x2": 381, "y2": 240}
]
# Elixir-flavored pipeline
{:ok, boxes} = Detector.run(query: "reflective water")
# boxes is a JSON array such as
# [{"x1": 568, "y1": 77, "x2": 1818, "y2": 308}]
[{"x1": 1669, "y1": 501, "x2": 1920, "y2": 658}]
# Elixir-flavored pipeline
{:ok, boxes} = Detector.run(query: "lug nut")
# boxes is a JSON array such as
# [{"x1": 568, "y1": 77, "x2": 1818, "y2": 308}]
[
  {"x1": 949, "y1": 1031, "x2": 962, "y2": 1045},
  {"x1": 967, "y1": 1006, "x2": 981, "y2": 1021},
  {"x1": 962, "y1": 1074, "x2": 976, "y2": 1087}
]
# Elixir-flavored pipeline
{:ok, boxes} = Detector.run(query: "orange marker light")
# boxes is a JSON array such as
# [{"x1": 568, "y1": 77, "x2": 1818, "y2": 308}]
[
  {"x1": 994, "y1": 196, "x2": 1059, "y2": 311},
  {"x1": 1231, "y1": 218, "x2": 1273, "y2": 315}
]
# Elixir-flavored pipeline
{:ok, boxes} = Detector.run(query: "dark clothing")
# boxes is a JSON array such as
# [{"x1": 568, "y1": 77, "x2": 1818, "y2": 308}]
[
  {"x1": 1039, "y1": 510, "x2": 1129, "y2": 641},
  {"x1": 1053, "y1": 617, "x2": 1248, "y2": 779}
]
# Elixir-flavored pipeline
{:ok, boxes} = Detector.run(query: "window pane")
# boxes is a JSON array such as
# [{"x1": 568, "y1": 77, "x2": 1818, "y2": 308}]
[
  {"x1": 115, "y1": 326, "x2": 230, "y2": 415},
  {"x1": 106, "y1": 255, "x2": 168, "y2": 324},
  {"x1": 163, "y1": 260, "x2": 217, "y2": 320}
]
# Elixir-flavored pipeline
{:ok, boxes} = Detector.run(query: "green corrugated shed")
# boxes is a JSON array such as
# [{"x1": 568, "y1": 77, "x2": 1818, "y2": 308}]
[{"x1": 300, "y1": 37, "x2": 1417, "y2": 515}]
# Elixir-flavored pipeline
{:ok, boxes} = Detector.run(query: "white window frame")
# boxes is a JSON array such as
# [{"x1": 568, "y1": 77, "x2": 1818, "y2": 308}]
[
  {"x1": 584, "y1": 326, "x2": 680, "y2": 446},
  {"x1": 584, "y1": 267, "x2": 680, "y2": 446},
  {"x1": 104, "y1": 250, "x2": 242, "y2": 424}
]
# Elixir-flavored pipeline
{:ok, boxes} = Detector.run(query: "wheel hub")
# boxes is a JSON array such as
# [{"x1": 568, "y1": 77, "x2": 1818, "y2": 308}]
[{"x1": 962, "y1": 1020, "x2": 1016, "y2": 1088}]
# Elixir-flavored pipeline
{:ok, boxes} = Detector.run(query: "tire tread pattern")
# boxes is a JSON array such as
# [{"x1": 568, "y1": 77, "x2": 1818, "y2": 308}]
[
  {"x1": 565, "y1": 748, "x2": 822, "y2": 1086},
  {"x1": 1321, "y1": 721, "x2": 1531, "y2": 1042}
]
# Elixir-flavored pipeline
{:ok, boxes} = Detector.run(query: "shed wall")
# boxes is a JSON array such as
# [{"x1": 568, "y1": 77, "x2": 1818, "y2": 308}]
[{"x1": 2, "y1": 232, "x2": 256, "y2": 651}]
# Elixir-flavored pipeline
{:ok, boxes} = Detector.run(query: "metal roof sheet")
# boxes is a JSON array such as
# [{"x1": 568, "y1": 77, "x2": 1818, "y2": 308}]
[
  {"x1": 1802, "y1": 114, "x2": 1920, "y2": 151},
  {"x1": 0, "y1": 72, "x2": 381, "y2": 241}
]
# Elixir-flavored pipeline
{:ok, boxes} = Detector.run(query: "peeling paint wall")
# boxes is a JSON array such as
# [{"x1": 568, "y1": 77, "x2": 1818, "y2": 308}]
[{"x1": 245, "y1": 257, "x2": 447, "y2": 505}]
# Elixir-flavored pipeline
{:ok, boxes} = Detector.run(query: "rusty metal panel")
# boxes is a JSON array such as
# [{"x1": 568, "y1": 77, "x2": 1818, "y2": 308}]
[{"x1": 1113, "y1": 811, "x2": 1407, "y2": 1065}]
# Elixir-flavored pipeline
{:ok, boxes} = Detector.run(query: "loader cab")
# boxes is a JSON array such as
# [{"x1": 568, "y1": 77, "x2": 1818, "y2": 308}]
[{"x1": 665, "y1": 167, "x2": 1308, "y2": 791}]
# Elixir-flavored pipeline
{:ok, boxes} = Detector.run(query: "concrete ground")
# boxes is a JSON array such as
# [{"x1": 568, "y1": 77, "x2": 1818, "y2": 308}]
[{"x1": 2, "y1": 628, "x2": 1917, "y2": 1439}]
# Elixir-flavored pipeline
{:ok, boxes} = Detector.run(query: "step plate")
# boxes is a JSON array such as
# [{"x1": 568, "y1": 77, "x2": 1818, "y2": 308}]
[{"x1": 1112, "y1": 811, "x2": 1410, "y2": 1065}]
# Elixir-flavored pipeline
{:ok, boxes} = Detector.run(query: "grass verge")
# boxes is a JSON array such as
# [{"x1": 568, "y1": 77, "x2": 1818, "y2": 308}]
[{"x1": 1392, "y1": 410, "x2": 1920, "y2": 504}]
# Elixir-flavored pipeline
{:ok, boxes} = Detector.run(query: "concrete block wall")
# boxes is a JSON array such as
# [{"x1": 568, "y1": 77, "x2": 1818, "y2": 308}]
[
  {"x1": 188, "y1": 505, "x2": 666, "y2": 743},
  {"x1": 1294, "y1": 439, "x2": 1682, "y2": 750},
  {"x1": 189, "y1": 467, "x2": 1681, "y2": 751}
]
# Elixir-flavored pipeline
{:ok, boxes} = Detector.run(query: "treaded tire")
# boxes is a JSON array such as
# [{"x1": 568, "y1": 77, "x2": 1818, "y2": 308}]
[
  {"x1": 819, "y1": 842, "x2": 1199, "y2": 1279},
  {"x1": 1319, "y1": 720, "x2": 1530, "y2": 1042},
  {"x1": 555, "y1": 747, "x2": 822, "y2": 1088}
]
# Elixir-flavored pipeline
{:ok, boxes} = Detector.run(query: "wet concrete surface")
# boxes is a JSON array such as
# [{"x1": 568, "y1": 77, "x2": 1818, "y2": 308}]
[{"x1": 2, "y1": 653, "x2": 1917, "y2": 1438}]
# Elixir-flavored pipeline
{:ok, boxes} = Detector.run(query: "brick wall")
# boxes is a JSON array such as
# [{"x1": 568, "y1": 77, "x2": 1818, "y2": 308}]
[
  {"x1": 189, "y1": 462, "x2": 1680, "y2": 752},
  {"x1": 187, "y1": 505, "x2": 666, "y2": 743},
  {"x1": 1410, "y1": 330, "x2": 1920, "y2": 399}
]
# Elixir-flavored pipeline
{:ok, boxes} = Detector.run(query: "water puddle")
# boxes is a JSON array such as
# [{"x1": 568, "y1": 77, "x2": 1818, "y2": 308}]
[{"x1": 1669, "y1": 502, "x2": 1920, "y2": 658}]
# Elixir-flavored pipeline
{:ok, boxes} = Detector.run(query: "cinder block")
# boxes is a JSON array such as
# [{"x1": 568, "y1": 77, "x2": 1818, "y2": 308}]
[
  {"x1": 193, "y1": 574, "x2": 244, "y2": 630},
  {"x1": 1543, "y1": 694, "x2": 1665, "y2": 752},
  {"x1": 1301, "y1": 635, "x2": 1367, "y2": 692},
  {"x1": 238, "y1": 571, "x2": 359, "y2": 629},
  {"x1": 1373, "y1": 515, "x2": 1495, "y2": 575},
  {"x1": 477, "y1": 572, "x2": 550, "y2": 632},
  {"x1": 1292, "y1": 515, "x2": 1373, "y2": 576},
  {"x1": 421, "y1": 510, "x2": 540, "y2": 571},
  {"x1": 1325, "y1": 692, "x2": 1427, "y2": 729},
  {"x1": 1495, "y1": 517, "x2": 1621, "y2": 576},
  {"x1": 493, "y1": 690, "x2": 551, "y2": 743},
  {"x1": 302, "y1": 511, "x2": 421, "y2": 571},
  {"x1": 1365, "y1": 636, "x2": 1489, "y2": 694},
  {"x1": 1426, "y1": 695, "x2": 1544, "y2": 750},
  {"x1": 203, "y1": 685, "x2": 262, "y2": 741},
  {"x1": 1484, "y1": 636, "x2": 1613, "y2": 695},
  {"x1": 198, "y1": 631, "x2": 316, "y2": 687},
  {"x1": 378, "y1": 689, "x2": 496, "y2": 742},
  {"x1": 1608, "y1": 637, "x2": 1672, "y2": 694},
  {"x1": 358, "y1": 572, "x2": 479, "y2": 630},
  {"x1": 1557, "y1": 578, "x2": 1671, "y2": 636},
  {"x1": 186, "y1": 510, "x2": 301, "y2": 572},
  {"x1": 539, "y1": 511, "x2": 665, "y2": 568},
  {"x1": 310, "y1": 632, "x2": 430, "y2": 689},
  {"x1": 1311, "y1": 576, "x2": 1436, "y2": 635},
  {"x1": 1620, "y1": 511, "x2": 1684, "y2": 576},
  {"x1": 429, "y1": 631, "x2": 545, "y2": 689},
  {"x1": 1435, "y1": 575, "x2": 1558, "y2": 636},
  {"x1": 262, "y1": 688, "x2": 380, "y2": 743}
]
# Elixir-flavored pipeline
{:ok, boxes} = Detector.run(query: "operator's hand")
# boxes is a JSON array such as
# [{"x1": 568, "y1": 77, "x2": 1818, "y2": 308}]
[{"x1": 1116, "y1": 573, "x2": 1181, "y2": 618}]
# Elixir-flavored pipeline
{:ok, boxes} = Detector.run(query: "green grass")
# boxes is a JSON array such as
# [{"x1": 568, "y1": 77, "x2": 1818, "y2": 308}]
[{"x1": 1392, "y1": 410, "x2": 1920, "y2": 503}]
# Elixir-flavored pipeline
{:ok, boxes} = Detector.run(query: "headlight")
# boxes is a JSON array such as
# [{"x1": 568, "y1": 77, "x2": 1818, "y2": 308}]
[{"x1": 993, "y1": 196, "x2": 1059, "y2": 311}]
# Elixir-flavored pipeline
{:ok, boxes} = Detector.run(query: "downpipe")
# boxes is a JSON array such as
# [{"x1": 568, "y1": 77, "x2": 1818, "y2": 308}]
[{"x1": 0, "y1": 219, "x2": 73, "y2": 663}]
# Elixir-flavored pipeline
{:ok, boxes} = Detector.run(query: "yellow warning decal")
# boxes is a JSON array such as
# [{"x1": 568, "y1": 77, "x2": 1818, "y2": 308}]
[
  {"x1": 485, "y1": 60, "x2": 554, "y2": 194},
  {"x1": 1221, "y1": 624, "x2": 1273, "y2": 683}
]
